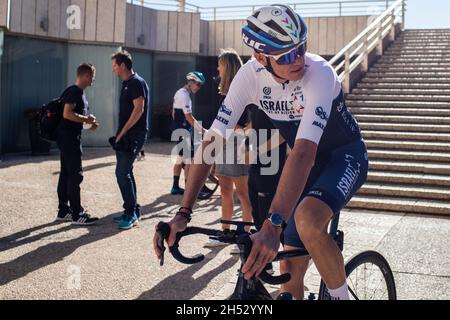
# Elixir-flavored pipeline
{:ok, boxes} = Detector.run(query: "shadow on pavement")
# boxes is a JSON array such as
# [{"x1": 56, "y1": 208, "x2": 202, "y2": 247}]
[{"x1": 137, "y1": 249, "x2": 239, "y2": 300}]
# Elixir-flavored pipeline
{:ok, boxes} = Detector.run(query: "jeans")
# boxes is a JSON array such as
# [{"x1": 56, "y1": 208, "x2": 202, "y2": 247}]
[
  {"x1": 115, "y1": 134, "x2": 146, "y2": 216},
  {"x1": 57, "y1": 133, "x2": 83, "y2": 215}
]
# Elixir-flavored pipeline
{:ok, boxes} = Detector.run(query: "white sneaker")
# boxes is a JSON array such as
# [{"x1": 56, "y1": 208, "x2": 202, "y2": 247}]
[
  {"x1": 230, "y1": 244, "x2": 241, "y2": 254},
  {"x1": 203, "y1": 238, "x2": 228, "y2": 248}
]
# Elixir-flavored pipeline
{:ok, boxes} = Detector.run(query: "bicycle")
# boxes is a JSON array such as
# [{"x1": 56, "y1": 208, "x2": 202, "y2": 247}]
[{"x1": 156, "y1": 213, "x2": 397, "y2": 300}]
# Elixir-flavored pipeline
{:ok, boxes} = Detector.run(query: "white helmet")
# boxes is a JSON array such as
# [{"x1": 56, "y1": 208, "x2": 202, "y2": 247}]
[
  {"x1": 242, "y1": 4, "x2": 307, "y2": 53},
  {"x1": 186, "y1": 71, "x2": 206, "y2": 85}
]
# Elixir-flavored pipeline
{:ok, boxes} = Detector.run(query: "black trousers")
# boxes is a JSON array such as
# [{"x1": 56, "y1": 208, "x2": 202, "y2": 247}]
[
  {"x1": 57, "y1": 133, "x2": 83, "y2": 215},
  {"x1": 248, "y1": 166, "x2": 282, "y2": 231}
]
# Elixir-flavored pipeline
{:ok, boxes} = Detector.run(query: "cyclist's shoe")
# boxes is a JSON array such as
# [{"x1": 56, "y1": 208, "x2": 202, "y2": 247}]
[
  {"x1": 171, "y1": 187, "x2": 185, "y2": 195},
  {"x1": 72, "y1": 212, "x2": 99, "y2": 226},
  {"x1": 197, "y1": 185, "x2": 213, "y2": 200},
  {"x1": 56, "y1": 207, "x2": 73, "y2": 221},
  {"x1": 277, "y1": 292, "x2": 295, "y2": 300},
  {"x1": 265, "y1": 263, "x2": 275, "y2": 275},
  {"x1": 119, "y1": 213, "x2": 138, "y2": 230}
]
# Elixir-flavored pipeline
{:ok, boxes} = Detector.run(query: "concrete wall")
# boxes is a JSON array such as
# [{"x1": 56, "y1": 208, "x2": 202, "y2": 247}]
[
  {"x1": 0, "y1": 0, "x2": 8, "y2": 28},
  {"x1": 8, "y1": 0, "x2": 126, "y2": 44},
  {"x1": 125, "y1": 4, "x2": 200, "y2": 54},
  {"x1": 66, "y1": 43, "x2": 121, "y2": 146},
  {"x1": 203, "y1": 16, "x2": 370, "y2": 57}
]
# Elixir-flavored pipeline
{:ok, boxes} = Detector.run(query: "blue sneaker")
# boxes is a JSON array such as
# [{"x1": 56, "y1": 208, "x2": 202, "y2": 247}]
[
  {"x1": 118, "y1": 214, "x2": 138, "y2": 230},
  {"x1": 171, "y1": 187, "x2": 185, "y2": 195},
  {"x1": 113, "y1": 214, "x2": 125, "y2": 223}
]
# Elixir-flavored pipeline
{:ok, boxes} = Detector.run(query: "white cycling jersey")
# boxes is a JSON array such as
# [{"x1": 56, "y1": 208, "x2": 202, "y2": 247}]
[
  {"x1": 210, "y1": 53, "x2": 362, "y2": 156},
  {"x1": 173, "y1": 88, "x2": 192, "y2": 114}
]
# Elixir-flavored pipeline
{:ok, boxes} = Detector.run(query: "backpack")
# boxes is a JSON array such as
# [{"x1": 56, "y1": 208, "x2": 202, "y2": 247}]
[{"x1": 38, "y1": 87, "x2": 71, "y2": 142}]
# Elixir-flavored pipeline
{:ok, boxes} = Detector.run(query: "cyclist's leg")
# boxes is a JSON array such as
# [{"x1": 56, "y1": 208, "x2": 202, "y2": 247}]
[
  {"x1": 293, "y1": 139, "x2": 368, "y2": 299},
  {"x1": 280, "y1": 247, "x2": 311, "y2": 300},
  {"x1": 295, "y1": 197, "x2": 345, "y2": 292},
  {"x1": 232, "y1": 176, "x2": 253, "y2": 232},
  {"x1": 218, "y1": 175, "x2": 234, "y2": 230}
]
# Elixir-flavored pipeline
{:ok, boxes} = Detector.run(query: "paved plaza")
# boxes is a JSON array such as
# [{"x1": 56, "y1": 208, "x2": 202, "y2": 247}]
[{"x1": 0, "y1": 143, "x2": 449, "y2": 300}]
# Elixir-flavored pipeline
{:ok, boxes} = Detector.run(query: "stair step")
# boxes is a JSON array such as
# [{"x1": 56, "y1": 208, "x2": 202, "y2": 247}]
[
  {"x1": 356, "y1": 83, "x2": 450, "y2": 90},
  {"x1": 366, "y1": 72, "x2": 450, "y2": 78},
  {"x1": 347, "y1": 99, "x2": 450, "y2": 108},
  {"x1": 388, "y1": 46, "x2": 450, "y2": 50},
  {"x1": 383, "y1": 53, "x2": 450, "y2": 57},
  {"x1": 378, "y1": 56, "x2": 450, "y2": 63},
  {"x1": 348, "y1": 94, "x2": 450, "y2": 102},
  {"x1": 369, "y1": 160, "x2": 450, "y2": 175},
  {"x1": 350, "y1": 107, "x2": 450, "y2": 117},
  {"x1": 347, "y1": 195, "x2": 450, "y2": 215},
  {"x1": 361, "y1": 130, "x2": 450, "y2": 142},
  {"x1": 360, "y1": 122, "x2": 450, "y2": 133},
  {"x1": 371, "y1": 67, "x2": 450, "y2": 73},
  {"x1": 355, "y1": 114, "x2": 450, "y2": 125},
  {"x1": 359, "y1": 183, "x2": 450, "y2": 201},
  {"x1": 386, "y1": 49, "x2": 450, "y2": 54},
  {"x1": 368, "y1": 149, "x2": 450, "y2": 163},
  {"x1": 365, "y1": 139, "x2": 450, "y2": 152},
  {"x1": 374, "y1": 63, "x2": 450, "y2": 68},
  {"x1": 352, "y1": 88, "x2": 450, "y2": 95},
  {"x1": 361, "y1": 77, "x2": 450, "y2": 83},
  {"x1": 367, "y1": 170, "x2": 450, "y2": 187}
]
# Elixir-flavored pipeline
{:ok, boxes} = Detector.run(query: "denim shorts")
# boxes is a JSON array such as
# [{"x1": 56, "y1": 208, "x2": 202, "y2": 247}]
[{"x1": 284, "y1": 139, "x2": 369, "y2": 248}]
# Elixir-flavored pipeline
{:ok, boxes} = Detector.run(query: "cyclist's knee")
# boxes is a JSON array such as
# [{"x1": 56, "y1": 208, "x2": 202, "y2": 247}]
[{"x1": 295, "y1": 208, "x2": 329, "y2": 244}]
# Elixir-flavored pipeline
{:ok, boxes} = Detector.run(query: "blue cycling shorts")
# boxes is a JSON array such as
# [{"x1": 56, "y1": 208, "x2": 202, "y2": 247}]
[{"x1": 284, "y1": 139, "x2": 369, "y2": 248}]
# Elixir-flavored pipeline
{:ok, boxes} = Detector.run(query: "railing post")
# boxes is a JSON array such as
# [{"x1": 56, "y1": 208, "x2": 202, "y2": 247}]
[
  {"x1": 402, "y1": 0, "x2": 406, "y2": 30},
  {"x1": 390, "y1": 9, "x2": 396, "y2": 41},
  {"x1": 178, "y1": 0, "x2": 186, "y2": 12},
  {"x1": 377, "y1": 20, "x2": 383, "y2": 56},
  {"x1": 344, "y1": 51, "x2": 350, "y2": 94},
  {"x1": 339, "y1": 2, "x2": 342, "y2": 16},
  {"x1": 213, "y1": 7, "x2": 216, "y2": 21},
  {"x1": 362, "y1": 34, "x2": 369, "y2": 73}
]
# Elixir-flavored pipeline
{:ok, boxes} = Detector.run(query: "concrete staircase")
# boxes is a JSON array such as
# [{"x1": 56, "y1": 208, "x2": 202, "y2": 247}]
[{"x1": 346, "y1": 29, "x2": 450, "y2": 215}]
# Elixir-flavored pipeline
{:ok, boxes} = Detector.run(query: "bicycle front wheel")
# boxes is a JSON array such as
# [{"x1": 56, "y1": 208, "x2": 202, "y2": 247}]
[{"x1": 345, "y1": 251, "x2": 397, "y2": 300}]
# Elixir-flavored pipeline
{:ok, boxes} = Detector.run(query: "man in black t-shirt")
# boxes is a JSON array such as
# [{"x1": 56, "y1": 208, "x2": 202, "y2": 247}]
[
  {"x1": 111, "y1": 51, "x2": 150, "y2": 230},
  {"x1": 56, "y1": 63, "x2": 99, "y2": 225}
]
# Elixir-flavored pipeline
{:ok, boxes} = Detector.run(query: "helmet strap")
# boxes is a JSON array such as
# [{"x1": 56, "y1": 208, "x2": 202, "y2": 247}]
[{"x1": 266, "y1": 59, "x2": 289, "y2": 83}]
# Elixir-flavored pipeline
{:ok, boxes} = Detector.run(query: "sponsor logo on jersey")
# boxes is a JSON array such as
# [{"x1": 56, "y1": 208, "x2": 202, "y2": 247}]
[
  {"x1": 256, "y1": 67, "x2": 266, "y2": 73},
  {"x1": 308, "y1": 190, "x2": 323, "y2": 197},
  {"x1": 337, "y1": 102, "x2": 344, "y2": 113},
  {"x1": 219, "y1": 104, "x2": 232, "y2": 116},
  {"x1": 336, "y1": 154, "x2": 361, "y2": 199},
  {"x1": 216, "y1": 116, "x2": 229, "y2": 125},
  {"x1": 315, "y1": 106, "x2": 329, "y2": 121},
  {"x1": 312, "y1": 121, "x2": 325, "y2": 130},
  {"x1": 263, "y1": 87, "x2": 272, "y2": 96}
]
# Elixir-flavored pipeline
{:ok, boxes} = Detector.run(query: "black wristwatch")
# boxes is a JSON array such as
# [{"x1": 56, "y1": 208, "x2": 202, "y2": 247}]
[{"x1": 267, "y1": 213, "x2": 287, "y2": 230}]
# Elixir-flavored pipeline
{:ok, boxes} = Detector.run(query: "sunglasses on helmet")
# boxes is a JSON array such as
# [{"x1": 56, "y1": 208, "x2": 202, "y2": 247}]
[{"x1": 262, "y1": 40, "x2": 307, "y2": 65}]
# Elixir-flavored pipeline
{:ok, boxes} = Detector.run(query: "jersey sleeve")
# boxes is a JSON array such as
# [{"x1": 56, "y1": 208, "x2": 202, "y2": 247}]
[
  {"x1": 62, "y1": 87, "x2": 79, "y2": 106},
  {"x1": 183, "y1": 96, "x2": 193, "y2": 115},
  {"x1": 130, "y1": 79, "x2": 145, "y2": 101},
  {"x1": 295, "y1": 64, "x2": 338, "y2": 145},
  {"x1": 210, "y1": 66, "x2": 256, "y2": 139}
]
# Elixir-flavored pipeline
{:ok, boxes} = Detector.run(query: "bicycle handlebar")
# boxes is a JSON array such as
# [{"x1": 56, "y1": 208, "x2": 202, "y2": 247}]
[{"x1": 156, "y1": 221, "x2": 292, "y2": 285}]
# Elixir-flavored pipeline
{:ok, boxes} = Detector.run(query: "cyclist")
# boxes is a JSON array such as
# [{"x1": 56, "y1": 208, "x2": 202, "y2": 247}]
[
  {"x1": 171, "y1": 71, "x2": 206, "y2": 195},
  {"x1": 154, "y1": 5, "x2": 368, "y2": 300}
]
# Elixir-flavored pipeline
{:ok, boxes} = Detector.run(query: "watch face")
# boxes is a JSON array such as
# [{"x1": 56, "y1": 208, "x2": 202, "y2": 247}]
[{"x1": 271, "y1": 213, "x2": 284, "y2": 226}]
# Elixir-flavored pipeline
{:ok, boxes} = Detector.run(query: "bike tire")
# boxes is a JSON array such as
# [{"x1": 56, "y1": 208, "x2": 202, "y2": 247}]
[{"x1": 320, "y1": 251, "x2": 396, "y2": 300}]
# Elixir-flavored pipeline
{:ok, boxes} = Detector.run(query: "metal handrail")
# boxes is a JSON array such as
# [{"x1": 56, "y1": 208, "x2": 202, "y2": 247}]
[
  {"x1": 329, "y1": 0, "x2": 406, "y2": 93},
  {"x1": 128, "y1": 0, "x2": 398, "y2": 20}
]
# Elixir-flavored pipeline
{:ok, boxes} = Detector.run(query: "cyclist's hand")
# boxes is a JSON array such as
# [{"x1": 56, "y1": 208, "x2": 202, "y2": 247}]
[
  {"x1": 153, "y1": 215, "x2": 189, "y2": 259},
  {"x1": 242, "y1": 223, "x2": 281, "y2": 281}
]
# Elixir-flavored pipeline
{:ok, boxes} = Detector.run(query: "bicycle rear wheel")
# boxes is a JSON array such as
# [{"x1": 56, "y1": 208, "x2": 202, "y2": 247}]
[{"x1": 319, "y1": 251, "x2": 396, "y2": 300}]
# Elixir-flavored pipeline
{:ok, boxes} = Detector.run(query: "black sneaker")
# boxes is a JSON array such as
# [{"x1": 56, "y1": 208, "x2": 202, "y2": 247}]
[
  {"x1": 72, "y1": 212, "x2": 99, "y2": 226},
  {"x1": 56, "y1": 208, "x2": 73, "y2": 221}
]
